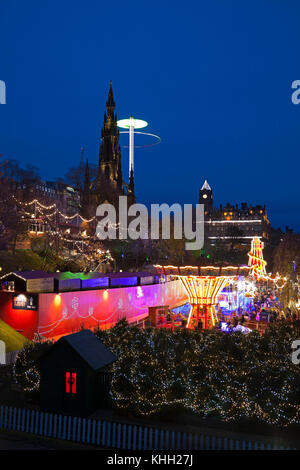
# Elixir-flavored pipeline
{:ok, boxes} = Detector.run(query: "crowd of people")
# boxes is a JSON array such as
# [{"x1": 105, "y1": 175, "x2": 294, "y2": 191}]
[
  {"x1": 218, "y1": 285, "x2": 299, "y2": 331},
  {"x1": 251, "y1": 286, "x2": 298, "y2": 323},
  {"x1": 156, "y1": 284, "x2": 299, "y2": 332}
]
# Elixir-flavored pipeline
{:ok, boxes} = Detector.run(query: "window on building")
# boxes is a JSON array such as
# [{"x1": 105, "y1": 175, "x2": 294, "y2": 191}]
[{"x1": 66, "y1": 372, "x2": 77, "y2": 394}]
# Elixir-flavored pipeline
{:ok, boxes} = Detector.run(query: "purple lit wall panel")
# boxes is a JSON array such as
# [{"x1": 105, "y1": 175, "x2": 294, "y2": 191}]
[
  {"x1": 59, "y1": 278, "x2": 81, "y2": 292},
  {"x1": 110, "y1": 277, "x2": 137, "y2": 287},
  {"x1": 81, "y1": 277, "x2": 109, "y2": 289}
]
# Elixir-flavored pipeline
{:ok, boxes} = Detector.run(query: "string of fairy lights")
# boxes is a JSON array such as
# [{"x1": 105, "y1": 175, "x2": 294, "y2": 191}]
[
  {"x1": 13, "y1": 195, "x2": 96, "y2": 223},
  {"x1": 11, "y1": 197, "x2": 297, "y2": 287},
  {"x1": 13, "y1": 195, "x2": 122, "y2": 230},
  {"x1": 9, "y1": 196, "x2": 297, "y2": 297},
  {"x1": 19, "y1": 333, "x2": 300, "y2": 424},
  {"x1": 14, "y1": 194, "x2": 125, "y2": 245},
  {"x1": 11, "y1": 237, "x2": 300, "y2": 420},
  {"x1": 12, "y1": 195, "x2": 115, "y2": 266},
  {"x1": 100, "y1": 325, "x2": 300, "y2": 426}
]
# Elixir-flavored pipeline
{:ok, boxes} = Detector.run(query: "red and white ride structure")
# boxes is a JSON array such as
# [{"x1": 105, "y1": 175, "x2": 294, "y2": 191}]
[{"x1": 154, "y1": 265, "x2": 250, "y2": 329}]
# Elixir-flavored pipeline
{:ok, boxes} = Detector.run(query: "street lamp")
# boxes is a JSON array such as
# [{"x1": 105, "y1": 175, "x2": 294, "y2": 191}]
[{"x1": 117, "y1": 117, "x2": 148, "y2": 177}]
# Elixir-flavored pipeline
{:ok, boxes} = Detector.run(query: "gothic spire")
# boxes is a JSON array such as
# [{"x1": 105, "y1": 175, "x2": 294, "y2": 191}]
[
  {"x1": 106, "y1": 81, "x2": 115, "y2": 114},
  {"x1": 97, "y1": 82, "x2": 124, "y2": 204}
]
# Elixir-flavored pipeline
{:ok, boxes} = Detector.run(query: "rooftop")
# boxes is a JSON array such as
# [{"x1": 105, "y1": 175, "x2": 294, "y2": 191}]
[
  {"x1": 0, "y1": 270, "x2": 155, "y2": 281},
  {"x1": 40, "y1": 329, "x2": 117, "y2": 371}
]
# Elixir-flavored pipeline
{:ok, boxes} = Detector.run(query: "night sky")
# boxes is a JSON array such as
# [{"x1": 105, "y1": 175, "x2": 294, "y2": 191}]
[{"x1": 1, "y1": 1, "x2": 300, "y2": 231}]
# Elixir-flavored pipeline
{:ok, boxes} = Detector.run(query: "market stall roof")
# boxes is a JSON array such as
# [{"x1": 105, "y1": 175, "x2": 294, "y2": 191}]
[
  {"x1": 154, "y1": 264, "x2": 251, "y2": 277},
  {"x1": 0, "y1": 270, "x2": 159, "y2": 293},
  {"x1": 0, "y1": 270, "x2": 53, "y2": 281},
  {"x1": 0, "y1": 270, "x2": 154, "y2": 281}
]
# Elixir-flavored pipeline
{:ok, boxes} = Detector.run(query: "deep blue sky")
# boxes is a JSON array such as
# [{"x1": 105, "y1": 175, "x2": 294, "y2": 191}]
[{"x1": 1, "y1": 0, "x2": 300, "y2": 231}]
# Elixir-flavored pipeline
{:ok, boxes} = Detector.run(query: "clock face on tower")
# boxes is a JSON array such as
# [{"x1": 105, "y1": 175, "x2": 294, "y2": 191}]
[{"x1": 199, "y1": 181, "x2": 212, "y2": 207}]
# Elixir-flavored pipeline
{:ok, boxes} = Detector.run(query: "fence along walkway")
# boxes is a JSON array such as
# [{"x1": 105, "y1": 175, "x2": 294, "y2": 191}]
[{"x1": 0, "y1": 406, "x2": 295, "y2": 450}]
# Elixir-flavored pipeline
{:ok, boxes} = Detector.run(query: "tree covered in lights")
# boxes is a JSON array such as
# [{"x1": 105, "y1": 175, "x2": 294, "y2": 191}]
[
  {"x1": 273, "y1": 233, "x2": 300, "y2": 309},
  {"x1": 13, "y1": 319, "x2": 300, "y2": 427},
  {"x1": 96, "y1": 320, "x2": 300, "y2": 426},
  {"x1": 96, "y1": 320, "x2": 185, "y2": 415},
  {"x1": 13, "y1": 340, "x2": 52, "y2": 393}
]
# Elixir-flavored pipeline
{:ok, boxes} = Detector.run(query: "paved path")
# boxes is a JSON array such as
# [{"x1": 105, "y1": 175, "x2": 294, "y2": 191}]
[
  {"x1": 0, "y1": 431, "x2": 97, "y2": 450},
  {"x1": 0, "y1": 432, "x2": 57, "y2": 450}
]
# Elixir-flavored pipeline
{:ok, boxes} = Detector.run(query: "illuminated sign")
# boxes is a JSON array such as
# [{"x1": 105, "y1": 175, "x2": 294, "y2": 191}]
[{"x1": 12, "y1": 293, "x2": 38, "y2": 310}]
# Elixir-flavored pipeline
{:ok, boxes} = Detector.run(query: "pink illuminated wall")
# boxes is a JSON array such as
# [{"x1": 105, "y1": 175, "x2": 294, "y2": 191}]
[{"x1": 38, "y1": 280, "x2": 188, "y2": 339}]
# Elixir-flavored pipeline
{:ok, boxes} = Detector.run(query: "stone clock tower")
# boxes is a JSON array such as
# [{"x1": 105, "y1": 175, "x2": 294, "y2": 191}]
[{"x1": 199, "y1": 180, "x2": 213, "y2": 214}]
